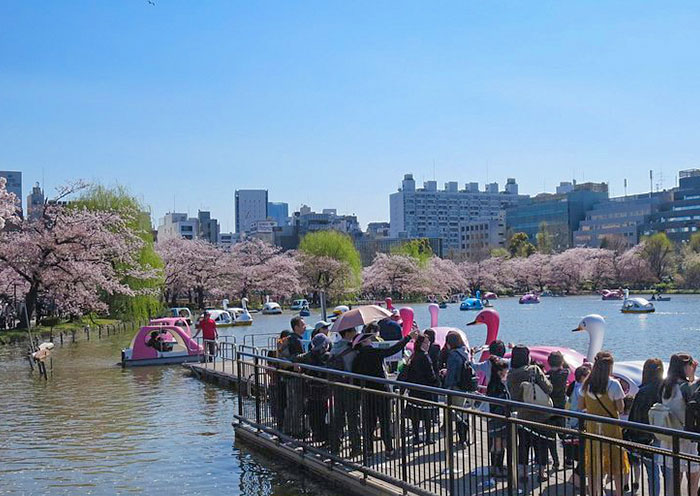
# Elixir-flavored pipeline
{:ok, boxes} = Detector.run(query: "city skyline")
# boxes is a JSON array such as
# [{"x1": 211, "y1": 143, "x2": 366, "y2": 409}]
[{"x1": 2, "y1": 2, "x2": 700, "y2": 230}]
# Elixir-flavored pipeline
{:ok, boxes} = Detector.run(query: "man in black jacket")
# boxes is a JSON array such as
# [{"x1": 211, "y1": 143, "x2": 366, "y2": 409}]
[
  {"x1": 283, "y1": 316, "x2": 307, "y2": 437},
  {"x1": 352, "y1": 325, "x2": 417, "y2": 457}
]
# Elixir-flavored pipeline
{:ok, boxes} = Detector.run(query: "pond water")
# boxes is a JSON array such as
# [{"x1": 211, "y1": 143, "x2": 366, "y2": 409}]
[{"x1": 1, "y1": 295, "x2": 698, "y2": 494}]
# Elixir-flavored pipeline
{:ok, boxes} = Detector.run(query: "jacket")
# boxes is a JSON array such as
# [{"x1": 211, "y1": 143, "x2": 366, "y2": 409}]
[
  {"x1": 352, "y1": 336, "x2": 410, "y2": 390},
  {"x1": 626, "y1": 380, "x2": 662, "y2": 444},
  {"x1": 444, "y1": 346, "x2": 468, "y2": 390},
  {"x1": 487, "y1": 379, "x2": 511, "y2": 416},
  {"x1": 287, "y1": 332, "x2": 304, "y2": 359},
  {"x1": 293, "y1": 349, "x2": 330, "y2": 377},
  {"x1": 402, "y1": 351, "x2": 439, "y2": 400},
  {"x1": 507, "y1": 364, "x2": 553, "y2": 421},
  {"x1": 547, "y1": 368, "x2": 570, "y2": 409}
]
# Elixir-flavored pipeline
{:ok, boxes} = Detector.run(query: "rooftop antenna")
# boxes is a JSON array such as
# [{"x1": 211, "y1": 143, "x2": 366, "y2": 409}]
[
  {"x1": 649, "y1": 170, "x2": 653, "y2": 198},
  {"x1": 624, "y1": 178, "x2": 628, "y2": 197}
]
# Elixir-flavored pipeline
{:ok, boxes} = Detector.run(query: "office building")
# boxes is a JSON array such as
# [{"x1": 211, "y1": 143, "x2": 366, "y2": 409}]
[
  {"x1": 0, "y1": 170, "x2": 22, "y2": 217},
  {"x1": 26, "y1": 182, "x2": 45, "y2": 221},
  {"x1": 235, "y1": 190, "x2": 268, "y2": 234},
  {"x1": 291, "y1": 206, "x2": 362, "y2": 237},
  {"x1": 267, "y1": 202, "x2": 289, "y2": 227},
  {"x1": 366, "y1": 222, "x2": 391, "y2": 238},
  {"x1": 459, "y1": 216, "x2": 506, "y2": 260},
  {"x1": 217, "y1": 232, "x2": 239, "y2": 251},
  {"x1": 157, "y1": 213, "x2": 199, "y2": 241},
  {"x1": 389, "y1": 173, "x2": 526, "y2": 256},
  {"x1": 573, "y1": 191, "x2": 671, "y2": 248},
  {"x1": 197, "y1": 210, "x2": 220, "y2": 244},
  {"x1": 642, "y1": 169, "x2": 700, "y2": 243},
  {"x1": 506, "y1": 182, "x2": 608, "y2": 251}
]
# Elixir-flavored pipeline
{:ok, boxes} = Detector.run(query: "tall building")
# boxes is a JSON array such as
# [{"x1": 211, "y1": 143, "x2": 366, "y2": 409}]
[
  {"x1": 217, "y1": 232, "x2": 239, "y2": 251},
  {"x1": 642, "y1": 169, "x2": 700, "y2": 243},
  {"x1": 506, "y1": 182, "x2": 609, "y2": 250},
  {"x1": 267, "y1": 202, "x2": 289, "y2": 227},
  {"x1": 459, "y1": 215, "x2": 506, "y2": 260},
  {"x1": 573, "y1": 191, "x2": 671, "y2": 248},
  {"x1": 157, "y1": 213, "x2": 199, "y2": 241},
  {"x1": 26, "y1": 182, "x2": 45, "y2": 221},
  {"x1": 0, "y1": 171, "x2": 22, "y2": 217},
  {"x1": 235, "y1": 190, "x2": 268, "y2": 234},
  {"x1": 389, "y1": 173, "x2": 526, "y2": 256},
  {"x1": 197, "y1": 210, "x2": 220, "y2": 244},
  {"x1": 291, "y1": 206, "x2": 361, "y2": 237}
]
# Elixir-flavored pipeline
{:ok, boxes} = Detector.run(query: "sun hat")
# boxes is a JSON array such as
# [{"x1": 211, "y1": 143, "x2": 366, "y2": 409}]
[
  {"x1": 314, "y1": 320, "x2": 331, "y2": 331},
  {"x1": 311, "y1": 333, "x2": 330, "y2": 350}
]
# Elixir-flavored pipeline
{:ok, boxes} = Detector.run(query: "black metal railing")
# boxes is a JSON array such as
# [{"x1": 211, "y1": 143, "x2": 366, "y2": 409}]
[{"x1": 233, "y1": 349, "x2": 700, "y2": 496}]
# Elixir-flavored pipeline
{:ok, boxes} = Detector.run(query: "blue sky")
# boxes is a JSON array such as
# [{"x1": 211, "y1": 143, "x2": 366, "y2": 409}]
[{"x1": 1, "y1": 1, "x2": 699, "y2": 231}]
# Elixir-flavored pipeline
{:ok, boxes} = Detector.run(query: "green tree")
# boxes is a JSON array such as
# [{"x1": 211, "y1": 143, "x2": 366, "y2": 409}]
[
  {"x1": 76, "y1": 185, "x2": 164, "y2": 320},
  {"x1": 298, "y1": 230, "x2": 362, "y2": 298},
  {"x1": 536, "y1": 222, "x2": 554, "y2": 254},
  {"x1": 641, "y1": 232, "x2": 675, "y2": 282},
  {"x1": 508, "y1": 232, "x2": 536, "y2": 258},
  {"x1": 390, "y1": 238, "x2": 433, "y2": 267},
  {"x1": 688, "y1": 232, "x2": 700, "y2": 254}
]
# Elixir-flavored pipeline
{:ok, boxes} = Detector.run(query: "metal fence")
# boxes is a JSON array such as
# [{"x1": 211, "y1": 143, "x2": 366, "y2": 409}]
[{"x1": 233, "y1": 349, "x2": 700, "y2": 496}]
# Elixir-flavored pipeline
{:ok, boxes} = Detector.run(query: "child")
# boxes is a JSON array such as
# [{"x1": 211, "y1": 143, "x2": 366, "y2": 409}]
[{"x1": 486, "y1": 356, "x2": 510, "y2": 477}]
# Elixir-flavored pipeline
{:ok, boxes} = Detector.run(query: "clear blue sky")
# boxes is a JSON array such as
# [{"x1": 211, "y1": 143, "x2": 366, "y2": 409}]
[{"x1": 2, "y1": 1, "x2": 699, "y2": 231}]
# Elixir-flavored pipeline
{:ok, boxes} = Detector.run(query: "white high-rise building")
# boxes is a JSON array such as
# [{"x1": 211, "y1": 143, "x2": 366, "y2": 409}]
[
  {"x1": 235, "y1": 190, "x2": 268, "y2": 234},
  {"x1": 389, "y1": 174, "x2": 526, "y2": 256},
  {"x1": 157, "y1": 213, "x2": 199, "y2": 241}
]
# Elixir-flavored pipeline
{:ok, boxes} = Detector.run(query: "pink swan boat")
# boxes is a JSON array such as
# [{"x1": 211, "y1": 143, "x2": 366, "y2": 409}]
[
  {"x1": 121, "y1": 322, "x2": 202, "y2": 367},
  {"x1": 519, "y1": 293, "x2": 540, "y2": 304},
  {"x1": 601, "y1": 289, "x2": 624, "y2": 301}
]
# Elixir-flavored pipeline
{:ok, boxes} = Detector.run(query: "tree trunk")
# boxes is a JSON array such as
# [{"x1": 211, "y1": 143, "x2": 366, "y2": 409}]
[{"x1": 21, "y1": 284, "x2": 39, "y2": 328}]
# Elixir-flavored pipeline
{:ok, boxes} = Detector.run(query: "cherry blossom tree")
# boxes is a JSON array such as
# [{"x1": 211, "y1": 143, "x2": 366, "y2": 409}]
[
  {"x1": 362, "y1": 253, "x2": 422, "y2": 298},
  {"x1": 421, "y1": 257, "x2": 464, "y2": 296},
  {"x1": 618, "y1": 245, "x2": 656, "y2": 287},
  {"x1": 227, "y1": 238, "x2": 301, "y2": 302},
  {"x1": 522, "y1": 253, "x2": 552, "y2": 292},
  {"x1": 157, "y1": 237, "x2": 227, "y2": 308},
  {"x1": 0, "y1": 177, "x2": 19, "y2": 230},
  {"x1": 460, "y1": 258, "x2": 501, "y2": 294},
  {"x1": 0, "y1": 204, "x2": 146, "y2": 324},
  {"x1": 583, "y1": 248, "x2": 616, "y2": 289}
]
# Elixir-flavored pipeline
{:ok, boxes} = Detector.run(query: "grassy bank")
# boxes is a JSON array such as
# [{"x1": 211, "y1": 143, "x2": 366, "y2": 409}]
[{"x1": 0, "y1": 318, "x2": 126, "y2": 345}]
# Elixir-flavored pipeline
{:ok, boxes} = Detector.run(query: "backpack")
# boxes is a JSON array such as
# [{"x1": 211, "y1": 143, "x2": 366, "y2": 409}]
[
  {"x1": 649, "y1": 402, "x2": 683, "y2": 443},
  {"x1": 685, "y1": 384, "x2": 700, "y2": 433},
  {"x1": 327, "y1": 346, "x2": 356, "y2": 381},
  {"x1": 454, "y1": 350, "x2": 478, "y2": 392},
  {"x1": 521, "y1": 368, "x2": 553, "y2": 408}
]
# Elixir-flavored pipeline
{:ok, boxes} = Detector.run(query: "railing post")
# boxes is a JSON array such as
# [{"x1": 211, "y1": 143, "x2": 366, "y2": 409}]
[
  {"x1": 505, "y1": 404, "x2": 517, "y2": 496},
  {"x1": 236, "y1": 348, "x2": 243, "y2": 417},
  {"x1": 398, "y1": 388, "x2": 408, "y2": 485},
  {"x1": 578, "y1": 417, "x2": 586, "y2": 496},
  {"x1": 672, "y1": 434, "x2": 681, "y2": 496},
  {"x1": 253, "y1": 354, "x2": 261, "y2": 429},
  {"x1": 445, "y1": 393, "x2": 456, "y2": 495}
]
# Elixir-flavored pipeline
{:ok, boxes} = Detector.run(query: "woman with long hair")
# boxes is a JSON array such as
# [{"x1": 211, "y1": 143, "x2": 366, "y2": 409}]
[
  {"x1": 579, "y1": 351, "x2": 629, "y2": 496},
  {"x1": 400, "y1": 334, "x2": 440, "y2": 445},
  {"x1": 441, "y1": 331, "x2": 471, "y2": 447},
  {"x1": 486, "y1": 356, "x2": 510, "y2": 477},
  {"x1": 659, "y1": 353, "x2": 699, "y2": 496}
]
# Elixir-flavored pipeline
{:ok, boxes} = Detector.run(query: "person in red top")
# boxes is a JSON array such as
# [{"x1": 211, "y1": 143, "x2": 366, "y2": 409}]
[{"x1": 193, "y1": 311, "x2": 218, "y2": 362}]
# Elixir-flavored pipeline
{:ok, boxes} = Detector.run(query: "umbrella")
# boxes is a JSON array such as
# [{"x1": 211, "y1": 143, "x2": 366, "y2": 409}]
[{"x1": 330, "y1": 305, "x2": 391, "y2": 333}]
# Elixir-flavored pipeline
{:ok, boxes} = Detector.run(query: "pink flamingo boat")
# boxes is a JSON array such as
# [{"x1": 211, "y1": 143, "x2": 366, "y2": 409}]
[
  {"x1": 519, "y1": 293, "x2": 540, "y2": 304},
  {"x1": 483, "y1": 292, "x2": 498, "y2": 300},
  {"x1": 121, "y1": 320, "x2": 202, "y2": 367},
  {"x1": 467, "y1": 308, "x2": 584, "y2": 384},
  {"x1": 398, "y1": 305, "x2": 469, "y2": 353}
]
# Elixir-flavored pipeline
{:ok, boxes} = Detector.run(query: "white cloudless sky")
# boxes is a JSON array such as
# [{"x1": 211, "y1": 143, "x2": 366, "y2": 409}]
[{"x1": 1, "y1": 1, "x2": 699, "y2": 230}]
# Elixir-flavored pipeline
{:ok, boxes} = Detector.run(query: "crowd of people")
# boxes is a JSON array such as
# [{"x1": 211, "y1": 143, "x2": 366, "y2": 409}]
[{"x1": 266, "y1": 315, "x2": 700, "y2": 496}]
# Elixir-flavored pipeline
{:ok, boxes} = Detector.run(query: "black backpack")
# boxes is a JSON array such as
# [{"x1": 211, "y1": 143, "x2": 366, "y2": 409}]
[
  {"x1": 327, "y1": 347, "x2": 356, "y2": 381},
  {"x1": 685, "y1": 383, "x2": 700, "y2": 433},
  {"x1": 455, "y1": 349, "x2": 478, "y2": 392}
]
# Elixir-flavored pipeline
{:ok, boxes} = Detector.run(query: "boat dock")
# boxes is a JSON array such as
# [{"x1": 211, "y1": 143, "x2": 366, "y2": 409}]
[{"x1": 185, "y1": 345, "x2": 700, "y2": 496}]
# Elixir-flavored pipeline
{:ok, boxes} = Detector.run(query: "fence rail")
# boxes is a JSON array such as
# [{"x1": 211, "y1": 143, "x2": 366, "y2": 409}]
[{"x1": 234, "y1": 349, "x2": 700, "y2": 496}]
